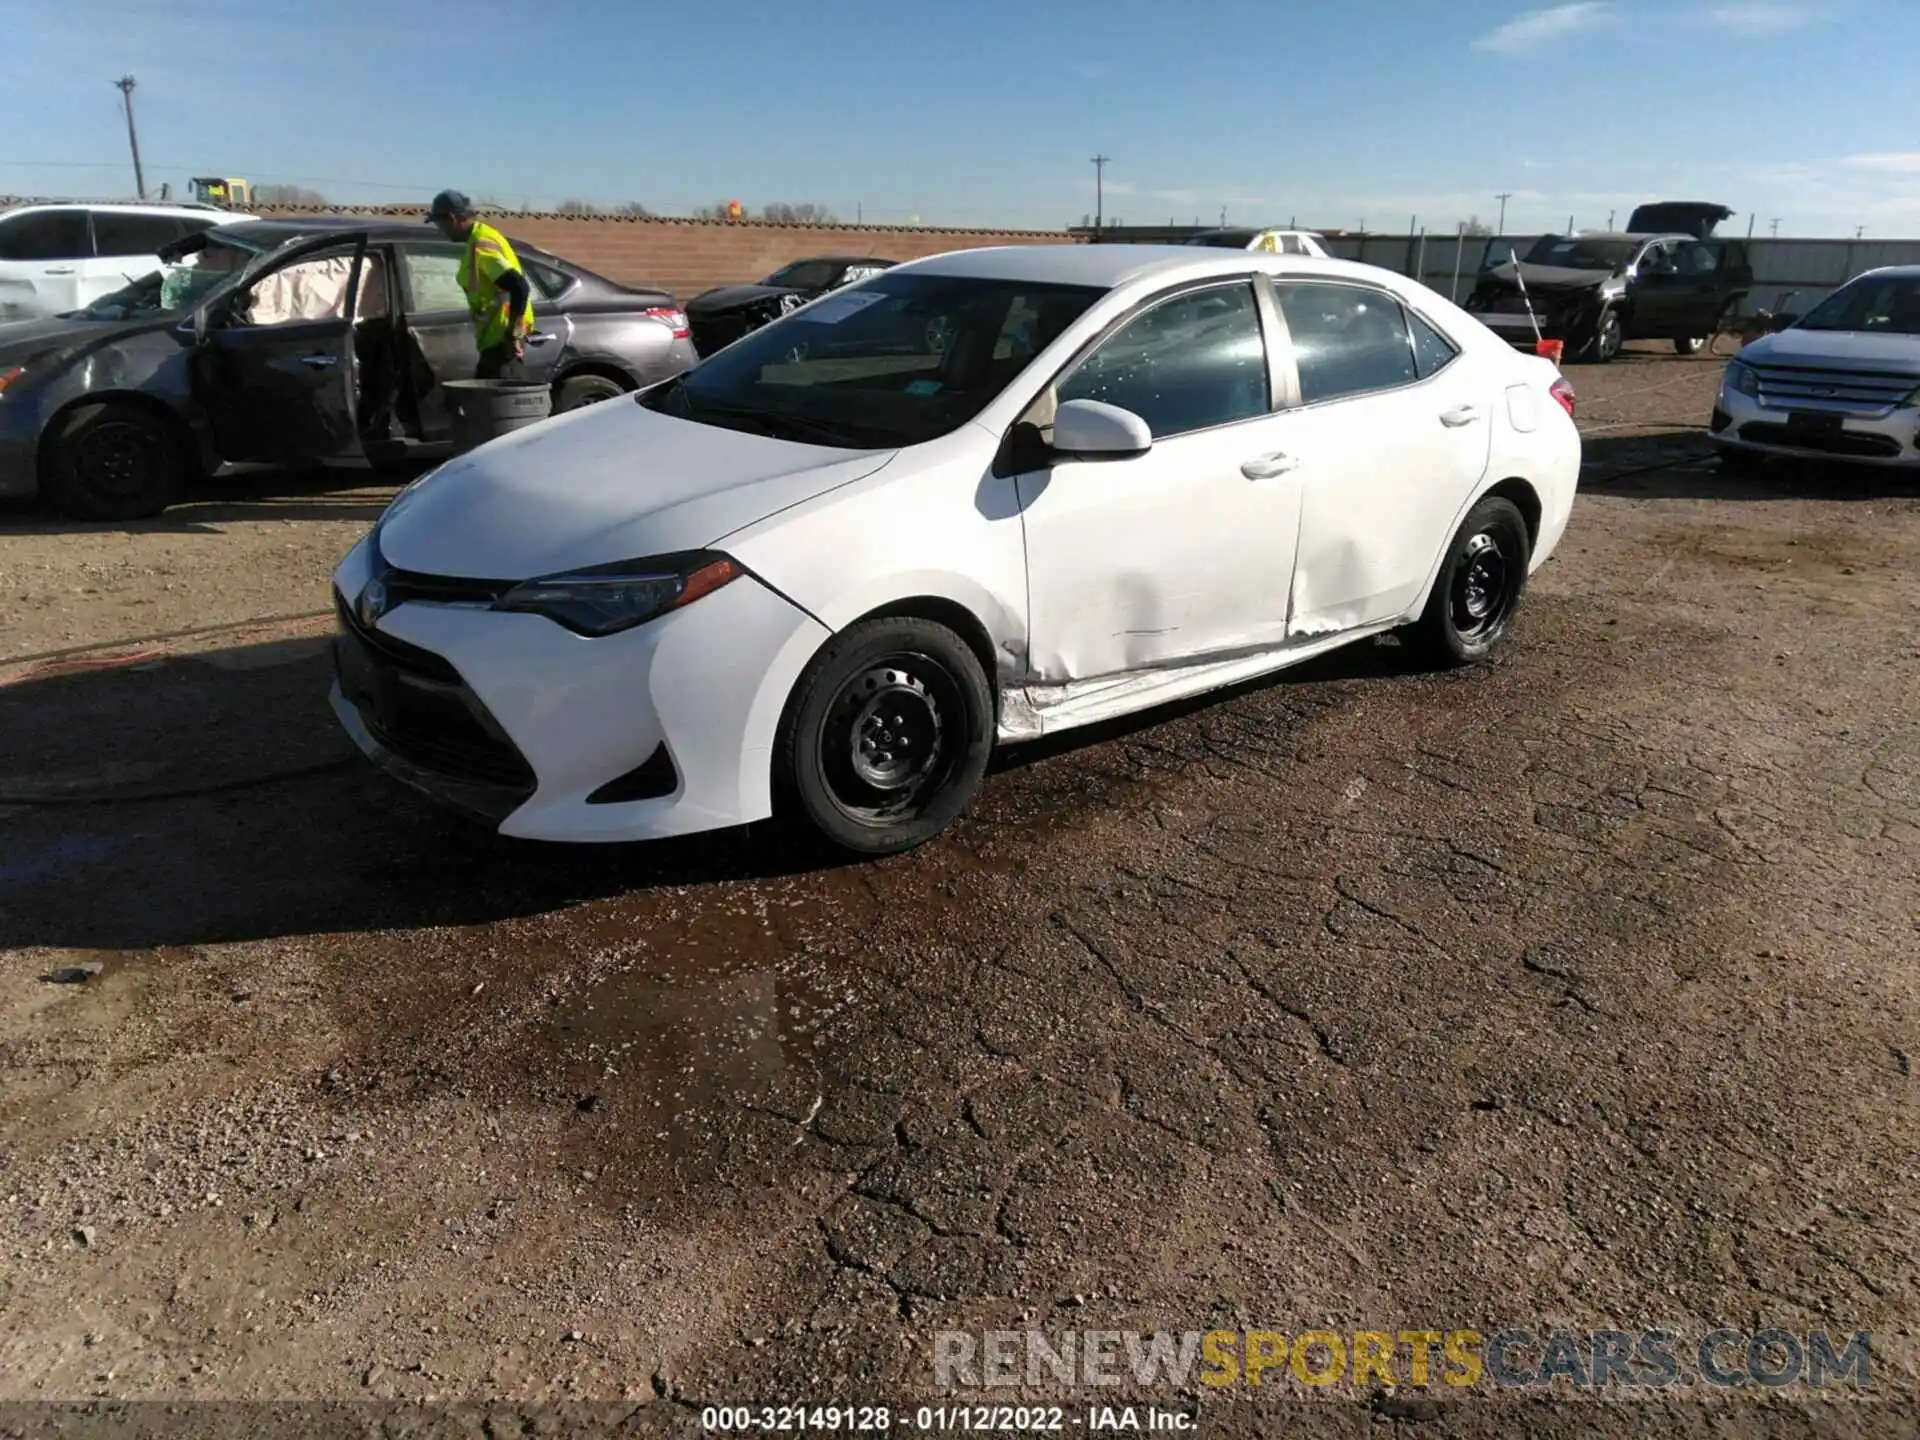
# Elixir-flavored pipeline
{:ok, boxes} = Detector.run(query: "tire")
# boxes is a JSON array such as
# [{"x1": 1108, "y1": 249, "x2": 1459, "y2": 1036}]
[
  {"x1": 553, "y1": 374, "x2": 627, "y2": 413},
  {"x1": 1681, "y1": 300, "x2": 1740, "y2": 357},
  {"x1": 45, "y1": 401, "x2": 188, "y2": 520},
  {"x1": 1408, "y1": 496, "x2": 1532, "y2": 668},
  {"x1": 775, "y1": 616, "x2": 994, "y2": 855},
  {"x1": 1578, "y1": 307, "x2": 1623, "y2": 364}
]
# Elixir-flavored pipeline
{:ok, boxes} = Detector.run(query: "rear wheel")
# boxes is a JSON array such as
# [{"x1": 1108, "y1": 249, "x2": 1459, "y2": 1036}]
[
  {"x1": 776, "y1": 616, "x2": 994, "y2": 855},
  {"x1": 1676, "y1": 302, "x2": 1736, "y2": 356},
  {"x1": 554, "y1": 374, "x2": 626, "y2": 412},
  {"x1": 45, "y1": 402, "x2": 189, "y2": 520},
  {"x1": 1407, "y1": 496, "x2": 1532, "y2": 667}
]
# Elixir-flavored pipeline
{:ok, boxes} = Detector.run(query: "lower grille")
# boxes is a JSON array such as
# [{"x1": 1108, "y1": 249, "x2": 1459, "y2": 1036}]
[
  {"x1": 334, "y1": 594, "x2": 535, "y2": 792},
  {"x1": 1736, "y1": 422, "x2": 1904, "y2": 459}
]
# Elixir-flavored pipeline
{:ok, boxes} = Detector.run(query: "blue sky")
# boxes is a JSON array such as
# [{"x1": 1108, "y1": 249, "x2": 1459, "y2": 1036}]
[{"x1": 1, "y1": 0, "x2": 1912, "y2": 237}]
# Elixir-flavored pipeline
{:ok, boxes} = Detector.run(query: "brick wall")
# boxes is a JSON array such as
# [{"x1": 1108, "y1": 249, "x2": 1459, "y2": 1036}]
[{"x1": 257, "y1": 208, "x2": 1081, "y2": 302}]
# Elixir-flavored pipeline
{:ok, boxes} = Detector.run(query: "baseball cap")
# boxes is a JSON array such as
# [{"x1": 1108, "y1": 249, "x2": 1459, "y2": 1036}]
[{"x1": 426, "y1": 189, "x2": 472, "y2": 224}]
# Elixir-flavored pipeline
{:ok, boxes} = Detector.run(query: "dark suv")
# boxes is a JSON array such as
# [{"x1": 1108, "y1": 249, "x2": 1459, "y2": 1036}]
[{"x1": 1464, "y1": 227, "x2": 1753, "y2": 363}]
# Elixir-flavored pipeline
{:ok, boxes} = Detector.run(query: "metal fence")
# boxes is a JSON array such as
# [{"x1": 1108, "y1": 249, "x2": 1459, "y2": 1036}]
[{"x1": 1315, "y1": 233, "x2": 1920, "y2": 316}]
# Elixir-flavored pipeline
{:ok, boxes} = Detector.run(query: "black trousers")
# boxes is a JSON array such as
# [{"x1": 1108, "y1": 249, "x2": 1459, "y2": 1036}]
[{"x1": 475, "y1": 342, "x2": 523, "y2": 380}]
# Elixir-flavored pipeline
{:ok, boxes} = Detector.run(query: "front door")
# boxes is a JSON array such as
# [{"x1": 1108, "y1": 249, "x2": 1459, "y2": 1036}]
[
  {"x1": 1266, "y1": 279, "x2": 1494, "y2": 635},
  {"x1": 198, "y1": 233, "x2": 369, "y2": 464},
  {"x1": 0, "y1": 207, "x2": 91, "y2": 321},
  {"x1": 1013, "y1": 280, "x2": 1302, "y2": 685},
  {"x1": 1628, "y1": 240, "x2": 1706, "y2": 339}
]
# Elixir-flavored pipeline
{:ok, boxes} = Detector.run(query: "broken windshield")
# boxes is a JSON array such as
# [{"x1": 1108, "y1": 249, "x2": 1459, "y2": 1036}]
[{"x1": 1518, "y1": 237, "x2": 1637, "y2": 270}]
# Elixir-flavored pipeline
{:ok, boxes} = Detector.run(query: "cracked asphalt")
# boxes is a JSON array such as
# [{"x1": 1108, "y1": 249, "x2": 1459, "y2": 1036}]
[{"x1": 0, "y1": 347, "x2": 1916, "y2": 1437}]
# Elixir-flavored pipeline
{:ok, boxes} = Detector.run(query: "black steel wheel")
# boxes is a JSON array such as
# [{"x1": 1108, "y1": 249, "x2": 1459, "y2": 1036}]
[
  {"x1": 777, "y1": 616, "x2": 993, "y2": 854},
  {"x1": 554, "y1": 374, "x2": 626, "y2": 412},
  {"x1": 46, "y1": 401, "x2": 188, "y2": 520},
  {"x1": 1407, "y1": 495, "x2": 1532, "y2": 667}
]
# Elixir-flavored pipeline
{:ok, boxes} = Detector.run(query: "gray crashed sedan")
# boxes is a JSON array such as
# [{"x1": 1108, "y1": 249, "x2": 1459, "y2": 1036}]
[{"x1": 0, "y1": 218, "x2": 697, "y2": 519}]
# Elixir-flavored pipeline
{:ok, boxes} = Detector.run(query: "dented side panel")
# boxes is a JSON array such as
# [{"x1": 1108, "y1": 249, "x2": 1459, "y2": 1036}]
[{"x1": 1016, "y1": 420, "x2": 1302, "y2": 690}]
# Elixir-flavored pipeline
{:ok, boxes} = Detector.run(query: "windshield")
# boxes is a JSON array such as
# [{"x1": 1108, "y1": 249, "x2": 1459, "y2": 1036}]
[
  {"x1": 61, "y1": 238, "x2": 258, "y2": 321},
  {"x1": 1796, "y1": 275, "x2": 1920, "y2": 335},
  {"x1": 1518, "y1": 237, "x2": 1637, "y2": 270},
  {"x1": 763, "y1": 259, "x2": 840, "y2": 290},
  {"x1": 643, "y1": 271, "x2": 1105, "y2": 448}
]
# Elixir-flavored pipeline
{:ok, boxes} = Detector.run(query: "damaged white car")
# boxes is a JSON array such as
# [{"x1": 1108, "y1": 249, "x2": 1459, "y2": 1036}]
[{"x1": 332, "y1": 245, "x2": 1580, "y2": 854}]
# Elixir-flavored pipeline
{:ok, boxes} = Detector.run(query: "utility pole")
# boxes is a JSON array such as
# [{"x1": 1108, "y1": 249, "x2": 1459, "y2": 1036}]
[
  {"x1": 1856, "y1": 225, "x2": 1866, "y2": 239},
  {"x1": 1746, "y1": 213, "x2": 1755, "y2": 239},
  {"x1": 1770, "y1": 218, "x2": 1780, "y2": 238},
  {"x1": 1090, "y1": 154, "x2": 1111, "y2": 238},
  {"x1": 1495, "y1": 191, "x2": 1513, "y2": 234},
  {"x1": 1608, "y1": 209, "x2": 1616, "y2": 230},
  {"x1": 114, "y1": 75, "x2": 145, "y2": 199}
]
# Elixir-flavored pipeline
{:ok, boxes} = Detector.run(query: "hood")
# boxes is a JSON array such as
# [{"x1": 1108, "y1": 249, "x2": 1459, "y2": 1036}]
[
  {"x1": 375, "y1": 396, "x2": 897, "y2": 579},
  {"x1": 686, "y1": 283, "x2": 802, "y2": 313},
  {"x1": 1483, "y1": 262, "x2": 1616, "y2": 292},
  {"x1": 1739, "y1": 326, "x2": 1920, "y2": 372},
  {"x1": 0, "y1": 310, "x2": 179, "y2": 370}
]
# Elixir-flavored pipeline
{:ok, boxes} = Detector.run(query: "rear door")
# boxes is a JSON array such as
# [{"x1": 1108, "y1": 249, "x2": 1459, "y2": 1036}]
[
  {"x1": 1265, "y1": 279, "x2": 1494, "y2": 635},
  {"x1": 197, "y1": 233, "x2": 369, "y2": 463},
  {"x1": 396, "y1": 240, "x2": 564, "y2": 441},
  {"x1": 0, "y1": 208, "x2": 92, "y2": 319}
]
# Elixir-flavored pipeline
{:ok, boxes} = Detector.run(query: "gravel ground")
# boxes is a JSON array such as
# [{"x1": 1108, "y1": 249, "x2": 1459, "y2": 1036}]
[{"x1": 0, "y1": 347, "x2": 1915, "y2": 1438}]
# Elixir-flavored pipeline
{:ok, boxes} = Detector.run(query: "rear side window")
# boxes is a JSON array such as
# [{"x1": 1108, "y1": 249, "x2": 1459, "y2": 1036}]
[
  {"x1": 1057, "y1": 283, "x2": 1269, "y2": 438},
  {"x1": 523, "y1": 258, "x2": 570, "y2": 299},
  {"x1": 1407, "y1": 308, "x2": 1459, "y2": 379},
  {"x1": 399, "y1": 247, "x2": 469, "y2": 312},
  {"x1": 0, "y1": 209, "x2": 92, "y2": 261},
  {"x1": 1273, "y1": 281, "x2": 1418, "y2": 404},
  {"x1": 92, "y1": 212, "x2": 193, "y2": 258}
]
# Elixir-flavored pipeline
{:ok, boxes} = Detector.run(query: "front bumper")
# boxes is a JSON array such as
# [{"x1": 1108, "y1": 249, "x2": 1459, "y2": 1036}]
[
  {"x1": 0, "y1": 393, "x2": 43, "y2": 500},
  {"x1": 1712, "y1": 390, "x2": 1920, "y2": 467},
  {"x1": 329, "y1": 535, "x2": 833, "y2": 842}
]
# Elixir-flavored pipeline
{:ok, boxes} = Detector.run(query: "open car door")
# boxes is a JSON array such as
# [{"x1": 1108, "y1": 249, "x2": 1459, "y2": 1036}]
[{"x1": 195, "y1": 232, "x2": 369, "y2": 465}]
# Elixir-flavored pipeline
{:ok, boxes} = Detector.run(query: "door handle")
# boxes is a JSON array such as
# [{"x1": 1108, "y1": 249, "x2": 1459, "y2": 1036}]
[
  {"x1": 1241, "y1": 452, "x2": 1300, "y2": 480},
  {"x1": 298, "y1": 353, "x2": 339, "y2": 369},
  {"x1": 42, "y1": 266, "x2": 75, "y2": 275},
  {"x1": 1439, "y1": 405, "x2": 1482, "y2": 427},
  {"x1": 526, "y1": 331, "x2": 555, "y2": 345}
]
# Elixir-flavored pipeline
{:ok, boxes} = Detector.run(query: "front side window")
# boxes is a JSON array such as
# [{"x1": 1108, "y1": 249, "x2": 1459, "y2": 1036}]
[
  {"x1": 1273, "y1": 281, "x2": 1418, "y2": 404},
  {"x1": 0, "y1": 209, "x2": 92, "y2": 262},
  {"x1": 1519, "y1": 237, "x2": 1636, "y2": 270},
  {"x1": 644, "y1": 272, "x2": 1104, "y2": 448},
  {"x1": 1638, "y1": 243, "x2": 1676, "y2": 275},
  {"x1": 234, "y1": 249, "x2": 364, "y2": 326},
  {"x1": 1675, "y1": 242, "x2": 1718, "y2": 276},
  {"x1": 1056, "y1": 283, "x2": 1268, "y2": 438}
]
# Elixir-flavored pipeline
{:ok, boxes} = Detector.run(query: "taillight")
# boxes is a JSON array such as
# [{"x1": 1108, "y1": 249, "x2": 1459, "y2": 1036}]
[
  {"x1": 1550, "y1": 377, "x2": 1576, "y2": 418},
  {"x1": 646, "y1": 306, "x2": 691, "y2": 340}
]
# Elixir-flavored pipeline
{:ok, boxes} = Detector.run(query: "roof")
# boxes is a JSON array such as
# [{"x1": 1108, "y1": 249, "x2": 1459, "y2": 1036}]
[
  {"x1": 1, "y1": 200, "x2": 242, "y2": 217},
  {"x1": 899, "y1": 243, "x2": 1374, "y2": 290}
]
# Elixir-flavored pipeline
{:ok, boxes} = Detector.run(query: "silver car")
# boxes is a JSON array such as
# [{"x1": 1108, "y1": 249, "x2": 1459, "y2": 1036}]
[{"x1": 1713, "y1": 266, "x2": 1920, "y2": 471}]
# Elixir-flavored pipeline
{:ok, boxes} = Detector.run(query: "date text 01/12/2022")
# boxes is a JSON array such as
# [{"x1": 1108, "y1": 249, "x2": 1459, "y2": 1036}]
[{"x1": 699, "y1": 1406, "x2": 1196, "y2": 1431}]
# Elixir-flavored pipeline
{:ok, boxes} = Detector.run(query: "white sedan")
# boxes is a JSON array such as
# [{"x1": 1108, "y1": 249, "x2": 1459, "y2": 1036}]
[{"x1": 330, "y1": 245, "x2": 1579, "y2": 854}]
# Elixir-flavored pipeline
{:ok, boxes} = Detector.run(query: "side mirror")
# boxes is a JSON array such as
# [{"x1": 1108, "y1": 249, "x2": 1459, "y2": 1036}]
[
  {"x1": 1051, "y1": 398, "x2": 1153, "y2": 460},
  {"x1": 1769, "y1": 313, "x2": 1798, "y2": 332}
]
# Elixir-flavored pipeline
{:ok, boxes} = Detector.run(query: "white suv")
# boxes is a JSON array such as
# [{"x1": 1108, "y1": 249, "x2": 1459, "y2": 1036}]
[{"x1": 0, "y1": 202, "x2": 254, "y2": 322}]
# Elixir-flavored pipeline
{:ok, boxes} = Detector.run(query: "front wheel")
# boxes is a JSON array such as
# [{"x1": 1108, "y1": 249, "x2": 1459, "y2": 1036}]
[
  {"x1": 1579, "y1": 308, "x2": 1623, "y2": 364},
  {"x1": 1407, "y1": 496, "x2": 1532, "y2": 667},
  {"x1": 775, "y1": 616, "x2": 994, "y2": 855},
  {"x1": 45, "y1": 401, "x2": 189, "y2": 520}
]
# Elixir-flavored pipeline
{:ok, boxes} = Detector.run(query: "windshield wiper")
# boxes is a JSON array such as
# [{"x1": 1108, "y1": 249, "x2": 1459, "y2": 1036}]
[{"x1": 686, "y1": 397, "x2": 883, "y2": 448}]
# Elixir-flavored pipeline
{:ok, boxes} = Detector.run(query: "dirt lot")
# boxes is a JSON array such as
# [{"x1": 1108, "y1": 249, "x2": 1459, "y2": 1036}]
[{"x1": 0, "y1": 347, "x2": 1916, "y2": 1437}]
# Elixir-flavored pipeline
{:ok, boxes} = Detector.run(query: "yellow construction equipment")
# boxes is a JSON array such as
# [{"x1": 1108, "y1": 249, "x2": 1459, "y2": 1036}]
[{"x1": 189, "y1": 177, "x2": 253, "y2": 210}]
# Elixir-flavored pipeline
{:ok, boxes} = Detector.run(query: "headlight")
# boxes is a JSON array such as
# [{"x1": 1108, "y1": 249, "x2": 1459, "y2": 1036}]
[
  {"x1": 1724, "y1": 361, "x2": 1759, "y2": 398},
  {"x1": 492, "y1": 552, "x2": 740, "y2": 636},
  {"x1": 0, "y1": 366, "x2": 25, "y2": 396}
]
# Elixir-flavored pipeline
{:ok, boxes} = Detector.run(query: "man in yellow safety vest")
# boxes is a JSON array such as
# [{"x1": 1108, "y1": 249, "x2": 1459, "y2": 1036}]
[{"x1": 426, "y1": 189, "x2": 535, "y2": 379}]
